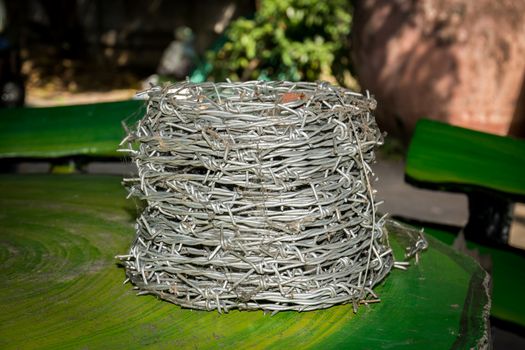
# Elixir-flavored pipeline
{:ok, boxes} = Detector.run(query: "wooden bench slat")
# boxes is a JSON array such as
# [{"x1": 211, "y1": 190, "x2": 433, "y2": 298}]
[
  {"x1": 0, "y1": 100, "x2": 144, "y2": 159},
  {"x1": 406, "y1": 119, "x2": 525, "y2": 199}
]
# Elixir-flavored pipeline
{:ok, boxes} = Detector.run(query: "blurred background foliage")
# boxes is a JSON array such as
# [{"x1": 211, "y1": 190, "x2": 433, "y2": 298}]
[
  {"x1": 206, "y1": 0, "x2": 355, "y2": 87},
  {"x1": 6, "y1": 0, "x2": 358, "y2": 105}
]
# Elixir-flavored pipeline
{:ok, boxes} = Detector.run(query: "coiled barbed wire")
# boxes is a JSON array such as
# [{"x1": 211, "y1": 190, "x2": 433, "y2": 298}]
[{"x1": 117, "y1": 80, "x2": 394, "y2": 313}]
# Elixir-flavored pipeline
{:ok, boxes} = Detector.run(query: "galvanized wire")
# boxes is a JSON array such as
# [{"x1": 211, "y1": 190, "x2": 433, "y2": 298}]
[{"x1": 117, "y1": 80, "x2": 394, "y2": 313}]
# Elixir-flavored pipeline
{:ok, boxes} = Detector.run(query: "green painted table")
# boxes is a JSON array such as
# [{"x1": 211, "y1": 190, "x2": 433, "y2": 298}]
[
  {"x1": 0, "y1": 174, "x2": 489, "y2": 349},
  {"x1": 424, "y1": 227, "x2": 525, "y2": 329},
  {"x1": 0, "y1": 101, "x2": 144, "y2": 159}
]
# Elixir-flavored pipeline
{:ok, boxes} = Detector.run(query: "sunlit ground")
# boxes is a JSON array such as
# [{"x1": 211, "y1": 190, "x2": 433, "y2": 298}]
[{"x1": 22, "y1": 48, "x2": 141, "y2": 106}]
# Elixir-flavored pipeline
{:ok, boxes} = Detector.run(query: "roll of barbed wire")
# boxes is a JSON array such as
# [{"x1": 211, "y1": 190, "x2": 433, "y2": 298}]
[{"x1": 118, "y1": 80, "x2": 394, "y2": 313}]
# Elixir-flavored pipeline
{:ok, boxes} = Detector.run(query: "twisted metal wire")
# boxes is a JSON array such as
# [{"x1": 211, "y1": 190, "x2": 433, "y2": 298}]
[{"x1": 118, "y1": 80, "x2": 394, "y2": 313}]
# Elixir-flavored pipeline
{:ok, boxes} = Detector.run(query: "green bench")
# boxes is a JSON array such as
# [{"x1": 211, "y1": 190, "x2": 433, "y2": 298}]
[
  {"x1": 406, "y1": 118, "x2": 525, "y2": 327},
  {"x1": 0, "y1": 100, "x2": 144, "y2": 159},
  {"x1": 0, "y1": 103, "x2": 490, "y2": 349}
]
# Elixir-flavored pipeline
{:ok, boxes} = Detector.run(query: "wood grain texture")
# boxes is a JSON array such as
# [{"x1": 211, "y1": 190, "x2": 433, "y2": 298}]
[
  {"x1": 406, "y1": 119, "x2": 525, "y2": 198},
  {"x1": 0, "y1": 175, "x2": 489, "y2": 349},
  {"x1": 0, "y1": 101, "x2": 144, "y2": 159}
]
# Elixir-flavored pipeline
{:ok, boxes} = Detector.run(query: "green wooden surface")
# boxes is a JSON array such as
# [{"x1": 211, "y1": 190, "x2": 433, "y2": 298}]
[
  {"x1": 406, "y1": 119, "x2": 525, "y2": 198},
  {"x1": 423, "y1": 227, "x2": 525, "y2": 327},
  {"x1": 0, "y1": 100, "x2": 144, "y2": 159},
  {"x1": 0, "y1": 175, "x2": 489, "y2": 349}
]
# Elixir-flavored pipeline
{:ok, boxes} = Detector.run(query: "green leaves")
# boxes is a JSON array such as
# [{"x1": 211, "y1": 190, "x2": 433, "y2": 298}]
[{"x1": 207, "y1": 0, "x2": 353, "y2": 84}]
